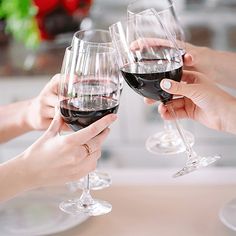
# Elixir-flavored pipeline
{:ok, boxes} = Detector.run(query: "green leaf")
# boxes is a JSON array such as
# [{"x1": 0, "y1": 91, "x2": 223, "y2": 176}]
[{"x1": 0, "y1": 0, "x2": 40, "y2": 49}]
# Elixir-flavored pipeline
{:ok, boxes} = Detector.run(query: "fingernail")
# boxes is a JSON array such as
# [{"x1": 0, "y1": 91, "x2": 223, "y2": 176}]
[
  {"x1": 189, "y1": 54, "x2": 193, "y2": 61},
  {"x1": 161, "y1": 79, "x2": 172, "y2": 90}
]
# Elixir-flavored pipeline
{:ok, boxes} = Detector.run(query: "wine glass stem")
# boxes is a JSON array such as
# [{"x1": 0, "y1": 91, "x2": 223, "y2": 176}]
[
  {"x1": 166, "y1": 102, "x2": 195, "y2": 161},
  {"x1": 80, "y1": 174, "x2": 94, "y2": 206},
  {"x1": 163, "y1": 120, "x2": 173, "y2": 131}
]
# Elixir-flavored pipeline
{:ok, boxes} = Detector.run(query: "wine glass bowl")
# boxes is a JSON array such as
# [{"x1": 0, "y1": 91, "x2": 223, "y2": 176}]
[{"x1": 110, "y1": 12, "x2": 183, "y2": 104}]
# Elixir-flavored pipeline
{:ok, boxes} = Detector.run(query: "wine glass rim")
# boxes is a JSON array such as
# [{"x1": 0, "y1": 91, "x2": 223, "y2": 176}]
[
  {"x1": 79, "y1": 46, "x2": 115, "y2": 55},
  {"x1": 127, "y1": 0, "x2": 174, "y2": 16},
  {"x1": 65, "y1": 46, "x2": 72, "y2": 51},
  {"x1": 73, "y1": 29, "x2": 112, "y2": 46},
  {"x1": 67, "y1": 43, "x2": 114, "y2": 55}
]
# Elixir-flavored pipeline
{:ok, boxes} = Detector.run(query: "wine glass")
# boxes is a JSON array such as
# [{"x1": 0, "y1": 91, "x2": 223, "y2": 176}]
[
  {"x1": 59, "y1": 30, "x2": 121, "y2": 216},
  {"x1": 127, "y1": 0, "x2": 194, "y2": 155},
  {"x1": 69, "y1": 29, "x2": 115, "y2": 191},
  {"x1": 59, "y1": 45, "x2": 112, "y2": 192},
  {"x1": 109, "y1": 11, "x2": 220, "y2": 177},
  {"x1": 219, "y1": 199, "x2": 236, "y2": 231}
]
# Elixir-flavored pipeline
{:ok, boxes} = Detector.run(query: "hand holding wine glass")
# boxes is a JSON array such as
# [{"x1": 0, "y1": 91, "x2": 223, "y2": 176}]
[
  {"x1": 127, "y1": 0, "x2": 195, "y2": 155},
  {"x1": 110, "y1": 10, "x2": 220, "y2": 177},
  {"x1": 158, "y1": 70, "x2": 236, "y2": 134},
  {"x1": 60, "y1": 46, "x2": 114, "y2": 192},
  {"x1": 59, "y1": 30, "x2": 121, "y2": 216},
  {"x1": 0, "y1": 110, "x2": 116, "y2": 202}
]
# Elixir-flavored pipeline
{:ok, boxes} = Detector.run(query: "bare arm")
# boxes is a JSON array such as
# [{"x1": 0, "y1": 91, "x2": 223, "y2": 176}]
[
  {"x1": 185, "y1": 43, "x2": 236, "y2": 89},
  {"x1": 0, "y1": 113, "x2": 117, "y2": 202},
  {"x1": 0, "y1": 100, "x2": 32, "y2": 143},
  {"x1": 0, "y1": 74, "x2": 59, "y2": 143},
  {"x1": 0, "y1": 154, "x2": 31, "y2": 202}
]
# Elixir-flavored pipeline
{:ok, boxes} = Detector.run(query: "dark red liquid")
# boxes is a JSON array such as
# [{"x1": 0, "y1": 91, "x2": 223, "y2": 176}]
[
  {"x1": 60, "y1": 96, "x2": 119, "y2": 131},
  {"x1": 120, "y1": 59, "x2": 182, "y2": 103}
]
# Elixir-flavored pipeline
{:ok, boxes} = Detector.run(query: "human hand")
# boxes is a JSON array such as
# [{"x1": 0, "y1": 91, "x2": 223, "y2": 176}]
[
  {"x1": 183, "y1": 42, "x2": 216, "y2": 78},
  {"x1": 25, "y1": 74, "x2": 61, "y2": 131},
  {"x1": 22, "y1": 112, "x2": 117, "y2": 188},
  {"x1": 157, "y1": 70, "x2": 236, "y2": 133}
]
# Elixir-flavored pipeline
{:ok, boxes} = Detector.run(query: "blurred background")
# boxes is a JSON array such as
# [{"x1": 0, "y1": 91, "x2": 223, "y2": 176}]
[{"x1": 1, "y1": 0, "x2": 236, "y2": 170}]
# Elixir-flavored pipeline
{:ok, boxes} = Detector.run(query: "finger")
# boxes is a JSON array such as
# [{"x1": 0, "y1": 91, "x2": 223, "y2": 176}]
[
  {"x1": 160, "y1": 98, "x2": 186, "y2": 112},
  {"x1": 47, "y1": 95, "x2": 58, "y2": 109},
  {"x1": 68, "y1": 150, "x2": 101, "y2": 180},
  {"x1": 61, "y1": 124, "x2": 72, "y2": 131},
  {"x1": 45, "y1": 74, "x2": 60, "y2": 95},
  {"x1": 161, "y1": 108, "x2": 189, "y2": 120},
  {"x1": 183, "y1": 53, "x2": 194, "y2": 67},
  {"x1": 76, "y1": 129, "x2": 109, "y2": 158},
  {"x1": 144, "y1": 97, "x2": 157, "y2": 105},
  {"x1": 41, "y1": 107, "x2": 56, "y2": 120},
  {"x1": 158, "y1": 103, "x2": 168, "y2": 114},
  {"x1": 158, "y1": 100, "x2": 185, "y2": 116},
  {"x1": 160, "y1": 78, "x2": 199, "y2": 98},
  {"x1": 68, "y1": 114, "x2": 117, "y2": 144},
  {"x1": 181, "y1": 70, "x2": 200, "y2": 84},
  {"x1": 46, "y1": 111, "x2": 64, "y2": 135},
  {"x1": 85, "y1": 128, "x2": 110, "y2": 154},
  {"x1": 159, "y1": 96, "x2": 195, "y2": 114},
  {"x1": 130, "y1": 38, "x2": 173, "y2": 51}
]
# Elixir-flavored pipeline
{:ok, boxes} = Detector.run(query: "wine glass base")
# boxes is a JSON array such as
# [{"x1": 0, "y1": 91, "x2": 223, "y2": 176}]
[
  {"x1": 59, "y1": 199, "x2": 112, "y2": 216},
  {"x1": 219, "y1": 198, "x2": 236, "y2": 231},
  {"x1": 68, "y1": 171, "x2": 112, "y2": 191},
  {"x1": 173, "y1": 155, "x2": 221, "y2": 178},
  {"x1": 145, "y1": 130, "x2": 194, "y2": 155}
]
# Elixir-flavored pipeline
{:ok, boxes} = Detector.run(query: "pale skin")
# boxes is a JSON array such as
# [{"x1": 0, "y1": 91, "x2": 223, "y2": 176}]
[
  {"x1": 0, "y1": 75, "x2": 117, "y2": 202},
  {"x1": 184, "y1": 43, "x2": 236, "y2": 89},
  {"x1": 0, "y1": 74, "x2": 61, "y2": 143},
  {"x1": 131, "y1": 38, "x2": 236, "y2": 89},
  {"x1": 158, "y1": 71, "x2": 236, "y2": 134},
  {"x1": 144, "y1": 43, "x2": 236, "y2": 134}
]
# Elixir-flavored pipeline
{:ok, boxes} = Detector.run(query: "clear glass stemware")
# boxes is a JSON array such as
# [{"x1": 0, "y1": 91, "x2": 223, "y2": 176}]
[
  {"x1": 110, "y1": 11, "x2": 220, "y2": 177},
  {"x1": 59, "y1": 45, "x2": 112, "y2": 192},
  {"x1": 127, "y1": 0, "x2": 195, "y2": 155},
  {"x1": 58, "y1": 30, "x2": 120, "y2": 216}
]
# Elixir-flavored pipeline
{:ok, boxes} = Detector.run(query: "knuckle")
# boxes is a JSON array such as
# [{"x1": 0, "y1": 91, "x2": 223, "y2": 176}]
[
  {"x1": 63, "y1": 136, "x2": 73, "y2": 146},
  {"x1": 174, "y1": 82, "x2": 181, "y2": 93},
  {"x1": 89, "y1": 124, "x2": 99, "y2": 134},
  {"x1": 51, "y1": 74, "x2": 59, "y2": 82}
]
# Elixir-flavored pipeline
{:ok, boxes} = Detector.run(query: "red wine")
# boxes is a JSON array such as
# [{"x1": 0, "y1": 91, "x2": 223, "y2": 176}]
[
  {"x1": 120, "y1": 59, "x2": 182, "y2": 103},
  {"x1": 60, "y1": 96, "x2": 119, "y2": 131}
]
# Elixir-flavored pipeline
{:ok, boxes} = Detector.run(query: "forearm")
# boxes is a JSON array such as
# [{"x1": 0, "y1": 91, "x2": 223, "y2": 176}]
[
  {"x1": 210, "y1": 49, "x2": 236, "y2": 88},
  {"x1": 0, "y1": 154, "x2": 33, "y2": 202},
  {"x1": 221, "y1": 97, "x2": 236, "y2": 134},
  {"x1": 0, "y1": 100, "x2": 33, "y2": 143},
  {"x1": 186, "y1": 43, "x2": 236, "y2": 89}
]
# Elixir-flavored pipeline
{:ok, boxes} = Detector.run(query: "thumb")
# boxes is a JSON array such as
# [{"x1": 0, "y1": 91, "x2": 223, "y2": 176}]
[
  {"x1": 46, "y1": 110, "x2": 64, "y2": 135},
  {"x1": 160, "y1": 79, "x2": 196, "y2": 98}
]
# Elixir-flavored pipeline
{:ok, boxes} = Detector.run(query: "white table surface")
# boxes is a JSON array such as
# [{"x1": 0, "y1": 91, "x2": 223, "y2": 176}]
[
  {"x1": 1, "y1": 168, "x2": 236, "y2": 236},
  {"x1": 48, "y1": 168, "x2": 236, "y2": 236}
]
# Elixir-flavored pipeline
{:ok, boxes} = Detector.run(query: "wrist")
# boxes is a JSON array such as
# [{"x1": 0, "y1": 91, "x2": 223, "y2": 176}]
[
  {"x1": 220, "y1": 96, "x2": 236, "y2": 134},
  {"x1": 0, "y1": 154, "x2": 34, "y2": 202},
  {"x1": 22, "y1": 99, "x2": 35, "y2": 132}
]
